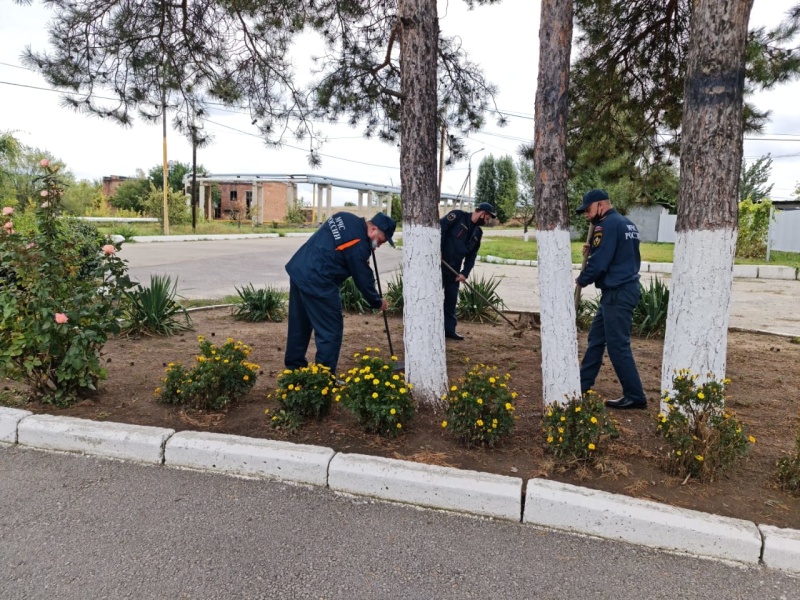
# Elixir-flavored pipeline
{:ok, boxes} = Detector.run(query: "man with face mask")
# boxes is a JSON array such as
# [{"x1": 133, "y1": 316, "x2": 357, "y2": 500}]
[
  {"x1": 575, "y1": 189, "x2": 647, "y2": 410},
  {"x1": 284, "y1": 211, "x2": 394, "y2": 373},
  {"x1": 440, "y1": 202, "x2": 496, "y2": 340}
]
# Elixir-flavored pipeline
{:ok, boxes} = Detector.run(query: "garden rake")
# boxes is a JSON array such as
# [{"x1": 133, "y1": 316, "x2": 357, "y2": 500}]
[{"x1": 371, "y1": 249, "x2": 404, "y2": 371}]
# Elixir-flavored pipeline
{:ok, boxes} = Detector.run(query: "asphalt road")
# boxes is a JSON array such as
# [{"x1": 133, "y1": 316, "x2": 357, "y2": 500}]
[{"x1": 2, "y1": 447, "x2": 798, "y2": 600}]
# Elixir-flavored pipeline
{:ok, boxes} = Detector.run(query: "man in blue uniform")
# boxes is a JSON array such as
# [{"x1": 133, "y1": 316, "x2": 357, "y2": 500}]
[
  {"x1": 284, "y1": 212, "x2": 394, "y2": 373},
  {"x1": 575, "y1": 189, "x2": 647, "y2": 409},
  {"x1": 440, "y1": 202, "x2": 496, "y2": 340}
]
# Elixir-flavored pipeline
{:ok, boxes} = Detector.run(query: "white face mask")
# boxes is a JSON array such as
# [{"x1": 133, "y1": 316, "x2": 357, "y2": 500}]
[{"x1": 371, "y1": 238, "x2": 379, "y2": 250}]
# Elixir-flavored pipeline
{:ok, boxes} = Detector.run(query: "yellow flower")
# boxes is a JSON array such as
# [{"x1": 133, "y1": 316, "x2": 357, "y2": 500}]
[
  {"x1": 154, "y1": 387, "x2": 161, "y2": 395},
  {"x1": 477, "y1": 398, "x2": 483, "y2": 405},
  {"x1": 392, "y1": 374, "x2": 399, "y2": 380},
  {"x1": 373, "y1": 379, "x2": 379, "y2": 385},
  {"x1": 223, "y1": 359, "x2": 229, "y2": 364},
  {"x1": 697, "y1": 392, "x2": 705, "y2": 400},
  {"x1": 372, "y1": 392, "x2": 379, "y2": 399},
  {"x1": 547, "y1": 436, "x2": 554, "y2": 443},
  {"x1": 450, "y1": 385, "x2": 457, "y2": 391},
  {"x1": 676, "y1": 450, "x2": 682, "y2": 456},
  {"x1": 489, "y1": 377, "x2": 496, "y2": 384},
  {"x1": 588, "y1": 443, "x2": 596, "y2": 451},
  {"x1": 400, "y1": 388, "x2": 407, "y2": 394},
  {"x1": 560, "y1": 416, "x2": 566, "y2": 422},
  {"x1": 695, "y1": 455, "x2": 704, "y2": 462},
  {"x1": 390, "y1": 408, "x2": 396, "y2": 415},
  {"x1": 558, "y1": 427, "x2": 564, "y2": 434},
  {"x1": 283, "y1": 369, "x2": 292, "y2": 375},
  {"x1": 354, "y1": 377, "x2": 361, "y2": 383},
  {"x1": 511, "y1": 392, "x2": 518, "y2": 399},
  {"x1": 575, "y1": 406, "x2": 581, "y2": 413},
  {"x1": 396, "y1": 423, "x2": 402, "y2": 429},
  {"x1": 442, "y1": 420, "x2": 448, "y2": 428},
  {"x1": 505, "y1": 402, "x2": 513, "y2": 410},
  {"x1": 476, "y1": 419, "x2": 484, "y2": 427},
  {"x1": 590, "y1": 416, "x2": 598, "y2": 424},
  {"x1": 748, "y1": 435, "x2": 756, "y2": 444},
  {"x1": 288, "y1": 384, "x2": 294, "y2": 390},
  {"x1": 321, "y1": 388, "x2": 328, "y2": 395},
  {"x1": 264, "y1": 408, "x2": 270, "y2": 414},
  {"x1": 335, "y1": 394, "x2": 341, "y2": 402},
  {"x1": 243, "y1": 375, "x2": 249, "y2": 381}
]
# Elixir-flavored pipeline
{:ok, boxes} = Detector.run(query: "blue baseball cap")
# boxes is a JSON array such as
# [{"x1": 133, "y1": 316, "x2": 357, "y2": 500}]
[
  {"x1": 576, "y1": 189, "x2": 609, "y2": 214},
  {"x1": 371, "y1": 212, "x2": 396, "y2": 247},
  {"x1": 476, "y1": 202, "x2": 496, "y2": 218}
]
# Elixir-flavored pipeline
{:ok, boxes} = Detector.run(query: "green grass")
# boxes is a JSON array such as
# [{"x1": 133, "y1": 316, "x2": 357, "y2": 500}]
[
  {"x1": 479, "y1": 238, "x2": 799, "y2": 268},
  {"x1": 179, "y1": 295, "x2": 239, "y2": 309}
]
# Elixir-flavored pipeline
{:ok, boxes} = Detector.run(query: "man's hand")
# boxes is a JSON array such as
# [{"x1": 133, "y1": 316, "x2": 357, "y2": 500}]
[
  {"x1": 455, "y1": 274, "x2": 467, "y2": 283},
  {"x1": 380, "y1": 298, "x2": 388, "y2": 312},
  {"x1": 575, "y1": 278, "x2": 583, "y2": 287}
]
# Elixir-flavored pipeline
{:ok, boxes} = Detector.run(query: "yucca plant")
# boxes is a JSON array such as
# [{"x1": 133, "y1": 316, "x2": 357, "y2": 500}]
[
  {"x1": 634, "y1": 277, "x2": 670, "y2": 338},
  {"x1": 232, "y1": 284, "x2": 287, "y2": 322},
  {"x1": 457, "y1": 274, "x2": 506, "y2": 323},
  {"x1": 384, "y1": 270, "x2": 404, "y2": 314},
  {"x1": 339, "y1": 276, "x2": 371, "y2": 313},
  {"x1": 576, "y1": 296, "x2": 600, "y2": 331},
  {"x1": 122, "y1": 274, "x2": 192, "y2": 336}
]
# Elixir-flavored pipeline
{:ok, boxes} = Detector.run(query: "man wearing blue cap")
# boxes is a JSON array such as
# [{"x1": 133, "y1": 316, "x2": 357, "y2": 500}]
[
  {"x1": 440, "y1": 202, "x2": 496, "y2": 340},
  {"x1": 284, "y1": 211, "x2": 394, "y2": 373},
  {"x1": 575, "y1": 189, "x2": 647, "y2": 409}
]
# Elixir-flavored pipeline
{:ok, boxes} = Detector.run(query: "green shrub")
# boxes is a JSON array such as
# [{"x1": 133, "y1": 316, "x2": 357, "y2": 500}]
[
  {"x1": 443, "y1": 363, "x2": 517, "y2": 447},
  {"x1": 339, "y1": 348, "x2": 413, "y2": 437},
  {"x1": 157, "y1": 336, "x2": 259, "y2": 410},
  {"x1": 270, "y1": 364, "x2": 336, "y2": 431},
  {"x1": 775, "y1": 416, "x2": 800, "y2": 495},
  {"x1": 457, "y1": 274, "x2": 506, "y2": 323},
  {"x1": 576, "y1": 296, "x2": 599, "y2": 331},
  {"x1": 633, "y1": 277, "x2": 669, "y2": 338},
  {"x1": 232, "y1": 284, "x2": 287, "y2": 322},
  {"x1": 384, "y1": 271, "x2": 404, "y2": 314},
  {"x1": 543, "y1": 391, "x2": 619, "y2": 461},
  {"x1": 736, "y1": 198, "x2": 773, "y2": 259},
  {"x1": 122, "y1": 274, "x2": 193, "y2": 336},
  {"x1": 111, "y1": 224, "x2": 138, "y2": 241},
  {"x1": 658, "y1": 371, "x2": 754, "y2": 482},
  {"x1": 340, "y1": 276, "x2": 371, "y2": 313},
  {"x1": 285, "y1": 200, "x2": 307, "y2": 224},
  {"x1": 0, "y1": 162, "x2": 134, "y2": 406},
  {"x1": 143, "y1": 183, "x2": 191, "y2": 226}
]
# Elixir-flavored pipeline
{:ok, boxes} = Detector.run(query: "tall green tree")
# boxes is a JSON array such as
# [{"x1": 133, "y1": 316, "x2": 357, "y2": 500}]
[
  {"x1": 739, "y1": 154, "x2": 774, "y2": 202},
  {"x1": 474, "y1": 155, "x2": 497, "y2": 209},
  {"x1": 147, "y1": 161, "x2": 208, "y2": 193},
  {"x1": 516, "y1": 158, "x2": 536, "y2": 234},
  {"x1": 474, "y1": 154, "x2": 518, "y2": 223}
]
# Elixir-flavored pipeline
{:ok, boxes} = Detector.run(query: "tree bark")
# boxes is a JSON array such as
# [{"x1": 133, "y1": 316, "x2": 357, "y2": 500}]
[
  {"x1": 534, "y1": 0, "x2": 581, "y2": 406},
  {"x1": 661, "y1": 0, "x2": 754, "y2": 409},
  {"x1": 399, "y1": 0, "x2": 447, "y2": 408}
]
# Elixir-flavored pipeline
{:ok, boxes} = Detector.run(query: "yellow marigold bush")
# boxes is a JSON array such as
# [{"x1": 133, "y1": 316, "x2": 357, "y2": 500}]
[
  {"x1": 443, "y1": 363, "x2": 517, "y2": 447},
  {"x1": 269, "y1": 363, "x2": 336, "y2": 431},
  {"x1": 543, "y1": 391, "x2": 618, "y2": 461}
]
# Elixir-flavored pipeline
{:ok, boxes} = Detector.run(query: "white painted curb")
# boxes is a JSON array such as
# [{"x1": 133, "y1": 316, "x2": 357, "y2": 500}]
[
  {"x1": 0, "y1": 407, "x2": 32, "y2": 444},
  {"x1": 164, "y1": 430, "x2": 334, "y2": 486},
  {"x1": 328, "y1": 453, "x2": 522, "y2": 521},
  {"x1": 131, "y1": 233, "x2": 280, "y2": 243},
  {"x1": 523, "y1": 479, "x2": 762, "y2": 564},
  {"x1": 759, "y1": 524, "x2": 800, "y2": 575},
  {"x1": 758, "y1": 265, "x2": 798, "y2": 281},
  {"x1": 733, "y1": 265, "x2": 759, "y2": 279},
  {"x1": 17, "y1": 415, "x2": 174, "y2": 464}
]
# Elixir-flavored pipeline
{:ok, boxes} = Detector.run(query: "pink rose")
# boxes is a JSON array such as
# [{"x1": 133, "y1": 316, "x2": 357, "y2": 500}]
[
  {"x1": 102, "y1": 244, "x2": 116, "y2": 255},
  {"x1": 40, "y1": 159, "x2": 50, "y2": 167},
  {"x1": 2, "y1": 206, "x2": 12, "y2": 216},
  {"x1": 40, "y1": 190, "x2": 49, "y2": 197},
  {"x1": 55, "y1": 313, "x2": 69, "y2": 324},
  {"x1": 3, "y1": 221, "x2": 12, "y2": 230},
  {"x1": 26, "y1": 242, "x2": 35, "y2": 249}
]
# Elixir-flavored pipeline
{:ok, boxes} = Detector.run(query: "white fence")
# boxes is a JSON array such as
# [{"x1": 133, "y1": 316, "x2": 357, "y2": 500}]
[{"x1": 630, "y1": 206, "x2": 800, "y2": 253}]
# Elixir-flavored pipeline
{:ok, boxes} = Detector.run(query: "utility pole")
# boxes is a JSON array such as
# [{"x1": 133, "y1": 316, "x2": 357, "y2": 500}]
[{"x1": 161, "y1": 96, "x2": 170, "y2": 235}]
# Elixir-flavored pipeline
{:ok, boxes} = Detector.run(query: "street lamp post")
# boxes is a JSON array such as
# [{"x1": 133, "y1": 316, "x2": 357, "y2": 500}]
[{"x1": 467, "y1": 148, "x2": 485, "y2": 210}]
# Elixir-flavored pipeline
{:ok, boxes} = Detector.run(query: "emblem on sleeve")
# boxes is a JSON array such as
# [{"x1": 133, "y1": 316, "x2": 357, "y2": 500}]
[{"x1": 592, "y1": 231, "x2": 603, "y2": 247}]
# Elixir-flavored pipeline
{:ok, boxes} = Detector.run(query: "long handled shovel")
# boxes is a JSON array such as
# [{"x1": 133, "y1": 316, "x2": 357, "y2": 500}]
[
  {"x1": 574, "y1": 224, "x2": 595, "y2": 313},
  {"x1": 440, "y1": 259, "x2": 521, "y2": 332},
  {"x1": 371, "y1": 249, "x2": 404, "y2": 369}
]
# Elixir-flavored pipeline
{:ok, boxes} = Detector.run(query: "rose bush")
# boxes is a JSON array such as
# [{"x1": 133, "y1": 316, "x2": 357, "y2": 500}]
[{"x1": 0, "y1": 162, "x2": 133, "y2": 406}]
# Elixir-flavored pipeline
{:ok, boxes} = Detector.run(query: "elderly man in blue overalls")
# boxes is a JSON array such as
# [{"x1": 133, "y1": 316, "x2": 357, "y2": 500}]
[
  {"x1": 440, "y1": 202, "x2": 496, "y2": 341},
  {"x1": 284, "y1": 212, "x2": 395, "y2": 373},
  {"x1": 575, "y1": 189, "x2": 647, "y2": 410}
]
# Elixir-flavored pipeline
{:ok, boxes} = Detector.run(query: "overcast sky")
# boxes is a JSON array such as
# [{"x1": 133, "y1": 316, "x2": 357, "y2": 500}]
[{"x1": 1, "y1": 0, "x2": 799, "y2": 204}]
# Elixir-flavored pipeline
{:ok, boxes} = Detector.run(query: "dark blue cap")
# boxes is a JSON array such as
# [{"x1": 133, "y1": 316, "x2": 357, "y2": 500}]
[
  {"x1": 475, "y1": 202, "x2": 496, "y2": 218},
  {"x1": 576, "y1": 189, "x2": 609, "y2": 214},
  {"x1": 371, "y1": 212, "x2": 396, "y2": 247}
]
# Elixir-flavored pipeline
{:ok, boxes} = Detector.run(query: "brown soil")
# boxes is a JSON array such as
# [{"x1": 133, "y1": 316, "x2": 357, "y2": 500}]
[{"x1": 6, "y1": 308, "x2": 800, "y2": 529}]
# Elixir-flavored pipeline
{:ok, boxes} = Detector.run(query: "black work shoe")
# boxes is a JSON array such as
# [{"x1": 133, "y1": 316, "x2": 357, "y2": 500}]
[
  {"x1": 605, "y1": 397, "x2": 647, "y2": 410},
  {"x1": 445, "y1": 332, "x2": 465, "y2": 341}
]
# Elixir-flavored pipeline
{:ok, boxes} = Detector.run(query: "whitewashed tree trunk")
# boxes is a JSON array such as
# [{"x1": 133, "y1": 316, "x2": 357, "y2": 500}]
[
  {"x1": 660, "y1": 0, "x2": 753, "y2": 411},
  {"x1": 537, "y1": 230, "x2": 581, "y2": 404},
  {"x1": 398, "y1": 0, "x2": 447, "y2": 408},
  {"x1": 534, "y1": 0, "x2": 579, "y2": 406},
  {"x1": 402, "y1": 224, "x2": 447, "y2": 405}
]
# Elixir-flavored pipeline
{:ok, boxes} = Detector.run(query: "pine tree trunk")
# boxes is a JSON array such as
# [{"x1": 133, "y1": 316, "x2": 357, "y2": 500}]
[
  {"x1": 661, "y1": 0, "x2": 754, "y2": 409},
  {"x1": 399, "y1": 0, "x2": 447, "y2": 408},
  {"x1": 534, "y1": 0, "x2": 580, "y2": 406}
]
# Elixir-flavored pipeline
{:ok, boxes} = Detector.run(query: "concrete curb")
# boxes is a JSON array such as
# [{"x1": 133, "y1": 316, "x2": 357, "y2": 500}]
[
  {"x1": 523, "y1": 478, "x2": 762, "y2": 565},
  {"x1": 480, "y1": 255, "x2": 799, "y2": 281},
  {"x1": 164, "y1": 430, "x2": 334, "y2": 486},
  {"x1": 131, "y1": 233, "x2": 280, "y2": 243},
  {"x1": 0, "y1": 407, "x2": 31, "y2": 444},
  {"x1": 3, "y1": 414, "x2": 800, "y2": 573},
  {"x1": 17, "y1": 415, "x2": 174, "y2": 464},
  {"x1": 328, "y1": 453, "x2": 522, "y2": 521},
  {"x1": 759, "y1": 525, "x2": 800, "y2": 575}
]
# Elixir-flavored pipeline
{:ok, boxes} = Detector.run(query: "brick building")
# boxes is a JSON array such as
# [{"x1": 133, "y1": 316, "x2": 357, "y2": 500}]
[{"x1": 101, "y1": 175, "x2": 130, "y2": 197}]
